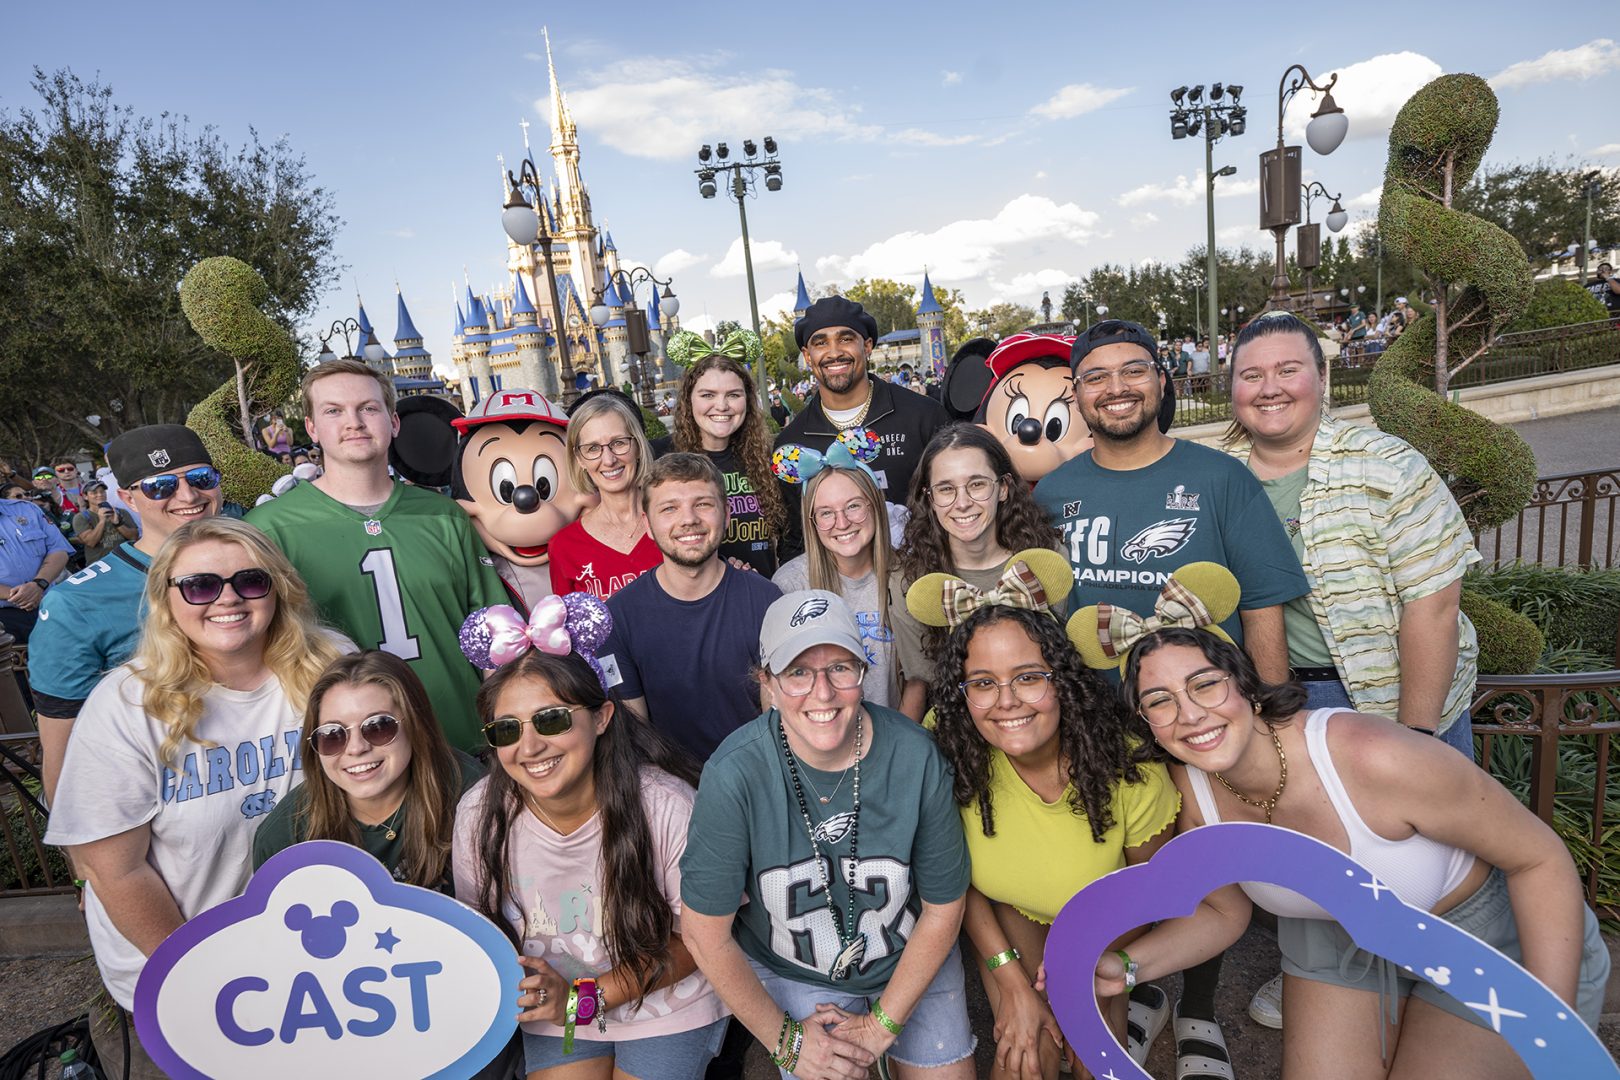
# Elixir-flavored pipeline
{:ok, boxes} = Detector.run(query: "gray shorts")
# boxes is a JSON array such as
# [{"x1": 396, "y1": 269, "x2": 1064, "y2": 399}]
[
  {"x1": 747, "y1": 945, "x2": 977, "y2": 1071},
  {"x1": 1278, "y1": 866, "x2": 1610, "y2": 1028}
]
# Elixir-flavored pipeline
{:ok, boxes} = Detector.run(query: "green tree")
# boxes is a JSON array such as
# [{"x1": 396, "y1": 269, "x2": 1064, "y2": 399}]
[
  {"x1": 844, "y1": 278, "x2": 918, "y2": 338},
  {"x1": 713, "y1": 318, "x2": 743, "y2": 340},
  {"x1": 0, "y1": 68, "x2": 340, "y2": 461},
  {"x1": 967, "y1": 303, "x2": 1039, "y2": 340},
  {"x1": 1455, "y1": 157, "x2": 1620, "y2": 266}
]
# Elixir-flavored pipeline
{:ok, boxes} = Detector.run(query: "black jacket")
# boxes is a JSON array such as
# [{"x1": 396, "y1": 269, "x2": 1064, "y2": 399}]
[{"x1": 773, "y1": 375, "x2": 950, "y2": 561}]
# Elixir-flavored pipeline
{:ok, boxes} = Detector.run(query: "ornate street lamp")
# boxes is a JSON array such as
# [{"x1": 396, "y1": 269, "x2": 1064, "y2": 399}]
[
  {"x1": 589, "y1": 266, "x2": 680, "y2": 408},
  {"x1": 315, "y1": 318, "x2": 362, "y2": 364},
  {"x1": 502, "y1": 158, "x2": 579, "y2": 401},
  {"x1": 1261, "y1": 65, "x2": 1349, "y2": 309}
]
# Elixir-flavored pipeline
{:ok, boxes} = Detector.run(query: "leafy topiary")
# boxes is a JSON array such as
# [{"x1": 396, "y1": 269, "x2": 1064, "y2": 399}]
[
  {"x1": 638, "y1": 404, "x2": 667, "y2": 441},
  {"x1": 179, "y1": 257, "x2": 298, "y2": 505},
  {"x1": 1504, "y1": 278, "x2": 1610, "y2": 333},
  {"x1": 1368, "y1": 74, "x2": 1544, "y2": 674}
]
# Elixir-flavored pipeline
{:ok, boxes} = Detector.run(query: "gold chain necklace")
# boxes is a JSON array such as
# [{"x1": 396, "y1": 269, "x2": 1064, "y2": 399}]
[
  {"x1": 822, "y1": 384, "x2": 874, "y2": 430},
  {"x1": 1214, "y1": 726, "x2": 1288, "y2": 823}
]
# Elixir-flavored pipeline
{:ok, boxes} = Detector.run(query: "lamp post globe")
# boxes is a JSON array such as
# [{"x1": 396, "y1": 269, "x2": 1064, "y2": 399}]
[
  {"x1": 1096, "y1": 304, "x2": 1108, "y2": 316},
  {"x1": 661, "y1": 287, "x2": 681, "y2": 318},
  {"x1": 1326, "y1": 201, "x2": 1349, "y2": 233},
  {"x1": 502, "y1": 202, "x2": 540, "y2": 246},
  {"x1": 1306, "y1": 98, "x2": 1349, "y2": 155}
]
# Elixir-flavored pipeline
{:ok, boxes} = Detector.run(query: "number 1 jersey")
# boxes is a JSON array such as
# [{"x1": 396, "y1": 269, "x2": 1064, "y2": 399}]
[{"x1": 248, "y1": 481, "x2": 507, "y2": 752}]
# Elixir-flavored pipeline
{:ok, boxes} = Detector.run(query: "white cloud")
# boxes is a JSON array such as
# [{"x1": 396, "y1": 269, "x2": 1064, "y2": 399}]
[
  {"x1": 554, "y1": 55, "x2": 878, "y2": 160},
  {"x1": 1347, "y1": 185, "x2": 1383, "y2": 210},
  {"x1": 1031, "y1": 83, "x2": 1133, "y2": 120},
  {"x1": 1034, "y1": 170, "x2": 1048, "y2": 180},
  {"x1": 942, "y1": 71, "x2": 962, "y2": 86},
  {"x1": 681, "y1": 313, "x2": 718, "y2": 334},
  {"x1": 815, "y1": 194, "x2": 1101, "y2": 284},
  {"x1": 654, "y1": 248, "x2": 705, "y2": 277},
  {"x1": 711, "y1": 237, "x2": 799, "y2": 278},
  {"x1": 758, "y1": 291, "x2": 797, "y2": 320},
  {"x1": 388, "y1": 228, "x2": 416, "y2": 239},
  {"x1": 1116, "y1": 171, "x2": 1257, "y2": 208},
  {"x1": 1283, "y1": 52, "x2": 1444, "y2": 145},
  {"x1": 891, "y1": 129, "x2": 979, "y2": 148},
  {"x1": 1492, "y1": 39, "x2": 1620, "y2": 89},
  {"x1": 1591, "y1": 143, "x2": 1620, "y2": 157},
  {"x1": 1130, "y1": 212, "x2": 1160, "y2": 227},
  {"x1": 992, "y1": 268, "x2": 1078, "y2": 303}
]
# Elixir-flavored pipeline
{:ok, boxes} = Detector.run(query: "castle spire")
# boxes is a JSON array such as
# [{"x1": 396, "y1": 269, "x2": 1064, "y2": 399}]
[
  {"x1": 794, "y1": 269, "x2": 812, "y2": 317},
  {"x1": 917, "y1": 271, "x2": 943, "y2": 315},
  {"x1": 543, "y1": 26, "x2": 576, "y2": 147},
  {"x1": 394, "y1": 286, "x2": 422, "y2": 343}
]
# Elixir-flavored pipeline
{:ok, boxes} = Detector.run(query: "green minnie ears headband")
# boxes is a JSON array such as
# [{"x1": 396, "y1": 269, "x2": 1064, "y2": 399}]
[
  {"x1": 666, "y1": 328, "x2": 764, "y2": 370},
  {"x1": 771, "y1": 427, "x2": 882, "y2": 487},
  {"x1": 1067, "y1": 561, "x2": 1240, "y2": 673},
  {"x1": 905, "y1": 548, "x2": 1075, "y2": 629}
]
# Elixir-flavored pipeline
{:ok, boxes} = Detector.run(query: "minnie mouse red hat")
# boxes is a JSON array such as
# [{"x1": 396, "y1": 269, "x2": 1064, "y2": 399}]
[{"x1": 451, "y1": 388, "x2": 568, "y2": 433}]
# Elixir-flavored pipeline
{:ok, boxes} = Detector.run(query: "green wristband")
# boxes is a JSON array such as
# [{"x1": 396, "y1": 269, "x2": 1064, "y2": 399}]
[
  {"x1": 985, "y1": 947, "x2": 1022, "y2": 971},
  {"x1": 871, "y1": 998, "x2": 904, "y2": 1036},
  {"x1": 1115, "y1": 948, "x2": 1139, "y2": 991}
]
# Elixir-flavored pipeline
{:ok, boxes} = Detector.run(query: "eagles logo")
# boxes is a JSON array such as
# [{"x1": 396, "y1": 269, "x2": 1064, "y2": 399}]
[
  {"x1": 1119, "y1": 518, "x2": 1197, "y2": 564},
  {"x1": 812, "y1": 811, "x2": 857, "y2": 845},
  {"x1": 791, "y1": 598, "x2": 831, "y2": 626}
]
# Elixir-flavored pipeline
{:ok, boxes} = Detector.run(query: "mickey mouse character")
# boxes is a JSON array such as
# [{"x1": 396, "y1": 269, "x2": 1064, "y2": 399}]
[{"x1": 389, "y1": 390, "x2": 593, "y2": 613}]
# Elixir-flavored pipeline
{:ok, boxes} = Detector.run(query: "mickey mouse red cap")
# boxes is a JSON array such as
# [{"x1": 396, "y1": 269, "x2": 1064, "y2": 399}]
[{"x1": 451, "y1": 389, "x2": 568, "y2": 433}]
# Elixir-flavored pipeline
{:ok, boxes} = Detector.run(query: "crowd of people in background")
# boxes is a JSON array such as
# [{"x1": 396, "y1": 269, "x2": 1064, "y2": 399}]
[{"x1": 6, "y1": 296, "x2": 1609, "y2": 1080}]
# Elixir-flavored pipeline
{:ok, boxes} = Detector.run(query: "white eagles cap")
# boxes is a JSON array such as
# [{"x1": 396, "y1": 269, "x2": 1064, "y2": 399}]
[{"x1": 759, "y1": 590, "x2": 866, "y2": 674}]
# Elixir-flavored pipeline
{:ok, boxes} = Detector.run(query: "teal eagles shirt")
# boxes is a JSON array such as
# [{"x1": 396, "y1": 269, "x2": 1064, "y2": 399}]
[
  {"x1": 680, "y1": 704, "x2": 970, "y2": 994},
  {"x1": 1033, "y1": 440, "x2": 1308, "y2": 645},
  {"x1": 30, "y1": 544, "x2": 150, "y2": 715}
]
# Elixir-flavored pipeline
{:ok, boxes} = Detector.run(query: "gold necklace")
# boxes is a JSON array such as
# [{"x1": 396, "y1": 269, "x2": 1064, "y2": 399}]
[
  {"x1": 523, "y1": 793, "x2": 566, "y2": 834},
  {"x1": 823, "y1": 384, "x2": 874, "y2": 430},
  {"x1": 1214, "y1": 726, "x2": 1288, "y2": 823}
]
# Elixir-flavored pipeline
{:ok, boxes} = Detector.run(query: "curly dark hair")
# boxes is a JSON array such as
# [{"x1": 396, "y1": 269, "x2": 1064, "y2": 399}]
[
  {"x1": 467, "y1": 651, "x2": 701, "y2": 1009},
  {"x1": 1121, "y1": 627, "x2": 1306, "y2": 741},
  {"x1": 930, "y1": 606, "x2": 1155, "y2": 842},
  {"x1": 670, "y1": 354, "x2": 787, "y2": 536},
  {"x1": 896, "y1": 423, "x2": 1060, "y2": 586}
]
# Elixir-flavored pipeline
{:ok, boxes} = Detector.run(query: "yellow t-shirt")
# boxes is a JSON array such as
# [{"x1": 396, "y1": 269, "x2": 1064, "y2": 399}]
[{"x1": 965, "y1": 751, "x2": 1179, "y2": 924}]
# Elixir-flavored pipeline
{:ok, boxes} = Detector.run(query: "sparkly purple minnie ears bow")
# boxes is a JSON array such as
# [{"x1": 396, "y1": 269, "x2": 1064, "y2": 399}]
[{"x1": 459, "y1": 593, "x2": 614, "y2": 689}]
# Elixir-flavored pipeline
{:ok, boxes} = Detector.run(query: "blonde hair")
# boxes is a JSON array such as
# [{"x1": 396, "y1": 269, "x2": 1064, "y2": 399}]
[
  {"x1": 134, "y1": 518, "x2": 344, "y2": 766},
  {"x1": 566, "y1": 393, "x2": 653, "y2": 495},
  {"x1": 802, "y1": 466, "x2": 892, "y2": 632},
  {"x1": 301, "y1": 358, "x2": 397, "y2": 418}
]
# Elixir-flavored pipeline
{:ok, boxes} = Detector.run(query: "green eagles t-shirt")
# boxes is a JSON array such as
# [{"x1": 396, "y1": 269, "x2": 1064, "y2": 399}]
[
  {"x1": 1033, "y1": 440, "x2": 1308, "y2": 648},
  {"x1": 1260, "y1": 467, "x2": 1334, "y2": 668},
  {"x1": 680, "y1": 704, "x2": 970, "y2": 994},
  {"x1": 248, "y1": 481, "x2": 507, "y2": 752},
  {"x1": 250, "y1": 750, "x2": 486, "y2": 892}
]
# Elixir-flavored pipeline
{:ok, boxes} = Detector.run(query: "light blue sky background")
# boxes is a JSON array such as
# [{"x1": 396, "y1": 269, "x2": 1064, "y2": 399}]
[{"x1": 5, "y1": 3, "x2": 1616, "y2": 377}]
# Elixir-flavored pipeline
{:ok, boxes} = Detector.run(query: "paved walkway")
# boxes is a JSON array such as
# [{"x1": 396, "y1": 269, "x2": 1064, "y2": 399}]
[{"x1": 1512, "y1": 406, "x2": 1620, "y2": 476}]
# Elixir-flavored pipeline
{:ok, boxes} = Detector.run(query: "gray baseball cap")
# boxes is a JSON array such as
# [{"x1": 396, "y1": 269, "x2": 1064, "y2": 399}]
[{"x1": 759, "y1": 590, "x2": 866, "y2": 673}]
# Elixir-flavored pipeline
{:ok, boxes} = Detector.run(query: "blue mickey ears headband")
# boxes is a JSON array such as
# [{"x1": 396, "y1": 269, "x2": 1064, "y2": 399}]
[{"x1": 770, "y1": 427, "x2": 881, "y2": 486}]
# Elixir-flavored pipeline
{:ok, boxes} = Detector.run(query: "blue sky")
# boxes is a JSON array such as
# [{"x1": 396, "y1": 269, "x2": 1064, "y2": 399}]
[{"x1": 5, "y1": 3, "x2": 1616, "y2": 377}]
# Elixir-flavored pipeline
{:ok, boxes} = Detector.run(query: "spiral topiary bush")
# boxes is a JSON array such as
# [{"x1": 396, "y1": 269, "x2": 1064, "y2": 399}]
[
  {"x1": 179, "y1": 257, "x2": 298, "y2": 505},
  {"x1": 1368, "y1": 74, "x2": 1543, "y2": 673}
]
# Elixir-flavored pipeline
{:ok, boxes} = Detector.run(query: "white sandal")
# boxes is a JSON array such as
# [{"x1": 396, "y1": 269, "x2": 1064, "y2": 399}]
[
  {"x1": 1174, "y1": 1000, "x2": 1236, "y2": 1080},
  {"x1": 1126, "y1": 983, "x2": 1170, "y2": 1065}
]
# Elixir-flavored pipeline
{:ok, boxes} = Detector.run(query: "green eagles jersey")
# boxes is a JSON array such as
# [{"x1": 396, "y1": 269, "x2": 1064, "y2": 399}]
[{"x1": 248, "y1": 481, "x2": 506, "y2": 752}]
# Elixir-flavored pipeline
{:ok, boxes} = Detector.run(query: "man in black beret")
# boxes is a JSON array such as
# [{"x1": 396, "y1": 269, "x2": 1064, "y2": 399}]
[{"x1": 774, "y1": 295, "x2": 949, "y2": 561}]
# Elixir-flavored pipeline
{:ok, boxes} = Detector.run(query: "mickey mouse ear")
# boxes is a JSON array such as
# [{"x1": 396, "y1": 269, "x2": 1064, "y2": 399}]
[
  {"x1": 1007, "y1": 548, "x2": 1074, "y2": 607},
  {"x1": 1171, "y1": 562, "x2": 1241, "y2": 624},
  {"x1": 905, "y1": 572, "x2": 962, "y2": 628},
  {"x1": 943, "y1": 337, "x2": 997, "y2": 420},
  {"x1": 1066, "y1": 606, "x2": 1124, "y2": 672},
  {"x1": 835, "y1": 427, "x2": 881, "y2": 464},
  {"x1": 389, "y1": 395, "x2": 463, "y2": 488}
]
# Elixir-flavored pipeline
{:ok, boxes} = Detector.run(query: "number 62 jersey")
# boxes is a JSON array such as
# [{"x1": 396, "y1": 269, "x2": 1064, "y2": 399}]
[{"x1": 248, "y1": 481, "x2": 507, "y2": 752}]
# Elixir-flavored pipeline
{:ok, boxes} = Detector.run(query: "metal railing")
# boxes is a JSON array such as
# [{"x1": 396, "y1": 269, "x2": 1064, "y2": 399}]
[
  {"x1": 1470, "y1": 671, "x2": 1620, "y2": 915},
  {"x1": 1168, "y1": 315, "x2": 1620, "y2": 430},
  {"x1": 1477, "y1": 468, "x2": 1619, "y2": 570},
  {"x1": 0, "y1": 734, "x2": 73, "y2": 898}
]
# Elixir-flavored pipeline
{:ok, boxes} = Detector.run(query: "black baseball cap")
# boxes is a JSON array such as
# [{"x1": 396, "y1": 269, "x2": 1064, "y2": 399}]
[{"x1": 1070, "y1": 319, "x2": 1160, "y2": 371}]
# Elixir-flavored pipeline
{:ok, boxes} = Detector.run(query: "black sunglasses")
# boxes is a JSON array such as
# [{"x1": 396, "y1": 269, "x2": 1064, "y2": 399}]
[
  {"x1": 310, "y1": 714, "x2": 401, "y2": 757},
  {"x1": 167, "y1": 568, "x2": 274, "y2": 605},
  {"x1": 139, "y1": 466, "x2": 222, "y2": 501},
  {"x1": 482, "y1": 705, "x2": 589, "y2": 748}
]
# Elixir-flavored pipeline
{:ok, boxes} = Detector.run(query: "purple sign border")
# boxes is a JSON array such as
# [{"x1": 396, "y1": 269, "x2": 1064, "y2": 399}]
[
  {"x1": 1044, "y1": 823, "x2": 1615, "y2": 1080},
  {"x1": 133, "y1": 839, "x2": 522, "y2": 1080}
]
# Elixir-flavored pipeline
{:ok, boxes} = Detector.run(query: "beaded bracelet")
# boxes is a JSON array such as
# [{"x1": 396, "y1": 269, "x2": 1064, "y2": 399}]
[
  {"x1": 784, "y1": 1021, "x2": 805, "y2": 1072},
  {"x1": 772, "y1": 1017, "x2": 805, "y2": 1071},
  {"x1": 772, "y1": 1010, "x2": 793, "y2": 1060},
  {"x1": 871, "y1": 998, "x2": 904, "y2": 1036},
  {"x1": 985, "y1": 947, "x2": 1022, "y2": 971}
]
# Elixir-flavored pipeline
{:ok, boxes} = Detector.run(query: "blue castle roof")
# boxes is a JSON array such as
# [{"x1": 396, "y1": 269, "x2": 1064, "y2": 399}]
[
  {"x1": 602, "y1": 230, "x2": 616, "y2": 251},
  {"x1": 916, "y1": 273, "x2": 943, "y2": 315},
  {"x1": 602, "y1": 276, "x2": 623, "y2": 308},
  {"x1": 393, "y1": 345, "x2": 430, "y2": 359},
  {"x1": 878, "y1": 328, "x2": 921, "y2": 344},
  {"x1": 794, "y1": 271, "x2": 811, "y2": 312},
  {"x1": 512, "y1": 274, "x2": 536, "y2": 316},
  {"x1": 394, "y1": 290, "x2": 422, "y2": 343},
  {"x1": 454, "y1": 300, "x2": 465, "y2": 336}
]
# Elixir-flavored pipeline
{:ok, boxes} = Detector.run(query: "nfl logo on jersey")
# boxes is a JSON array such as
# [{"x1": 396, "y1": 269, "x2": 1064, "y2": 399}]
[{"x1": 364, "y1": 519, "x2": 382, "y2": 536}]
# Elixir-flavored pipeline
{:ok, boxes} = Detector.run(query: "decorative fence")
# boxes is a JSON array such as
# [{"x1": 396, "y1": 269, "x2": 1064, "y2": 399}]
[
  {"x1": 1168, "y1": 315, "x2": 1620, "y2": 429},
  {"x1": 1477, "y1": 468, "x2": 1619, "y2": 571},
  {"x1": 0, "y1": 733, "x2": 71, "y2": 898}
]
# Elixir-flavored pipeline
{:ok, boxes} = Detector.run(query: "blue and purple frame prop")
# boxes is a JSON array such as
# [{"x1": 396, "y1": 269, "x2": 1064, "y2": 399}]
[
  {"x1": 134, "y1": 840, "x2": 522, "y2": 1080},
  {"x1": 1044, "y1": 824, "x2": 1616, "y2": 1080}
]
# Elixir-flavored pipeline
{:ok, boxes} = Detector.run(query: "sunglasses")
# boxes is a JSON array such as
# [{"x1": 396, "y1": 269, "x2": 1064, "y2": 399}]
[
  {"x1": 310, "y1": 713, "x2": 401, "y2": 757},
  {"x1": 167, "y1": 568, "x2": 274, "y2": 605},
  {"x1": 139, "y1": 466, "x2": 222, "y2": 501},
  {"x1": 482, "y1": 705, "x2": 589, "y2": 747}
]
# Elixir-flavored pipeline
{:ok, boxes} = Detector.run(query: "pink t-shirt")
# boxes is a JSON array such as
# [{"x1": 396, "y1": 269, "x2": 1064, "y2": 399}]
[
  {"x1": 452, "y1": 767, "x2": 727, "y2": 1041},
  {"x1": 547, "y1": 519, "x2": 662, "y2": 599}
]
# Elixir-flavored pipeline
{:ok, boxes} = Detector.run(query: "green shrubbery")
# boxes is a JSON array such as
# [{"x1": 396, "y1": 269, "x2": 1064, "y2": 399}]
[
  {"x1": 1464, "y1": 562, "x2": 1620, "y2": 659},
  {"x1": 1504, "y1": 278, "x2": 1610, "y2": 333}
]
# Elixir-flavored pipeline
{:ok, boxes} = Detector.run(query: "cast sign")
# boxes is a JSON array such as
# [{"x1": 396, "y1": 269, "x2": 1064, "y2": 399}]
[
  {"x1": 134, "y1": 841, "x2": 521, "y2": 1079},
  {"x1": 1044, "y1": 823, "x2": 1617, "y2": 1080}
]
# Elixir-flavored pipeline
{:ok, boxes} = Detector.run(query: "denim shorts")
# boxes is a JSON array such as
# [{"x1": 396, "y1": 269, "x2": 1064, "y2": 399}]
[
  {"x1": 748, "y1": 946, "x2": 977, "y2": 1072},
  {"x1": 1299, "y1": 677, "x2": 1474, "y2": 758},
  {"x1": 521, "y1": 1015, "x2": 728, "y2": 1079},
  {"x1": 1278, "y1": 867, "x2": 1610, "y2": 1028}
]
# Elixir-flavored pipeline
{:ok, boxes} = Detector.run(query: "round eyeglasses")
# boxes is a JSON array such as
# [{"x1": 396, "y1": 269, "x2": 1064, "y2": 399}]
[
  {"x1": 1136, "y1": 670, "x2": 1234, "y2": 727},
  {"x1": 310, "y1": 714, "x2": 401, "y2": 757},
  {"x1": 774, "y1": 660, "x2": 867, "y2": 697},
  {"x1": 960, "y1": 670, "x2": 1055, "y2": 709}
]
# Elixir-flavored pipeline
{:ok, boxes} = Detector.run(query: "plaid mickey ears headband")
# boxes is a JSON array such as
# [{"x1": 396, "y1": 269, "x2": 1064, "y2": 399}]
[{"x1": 1067, "y1": 562, "x2": 1240, "y2": 672}]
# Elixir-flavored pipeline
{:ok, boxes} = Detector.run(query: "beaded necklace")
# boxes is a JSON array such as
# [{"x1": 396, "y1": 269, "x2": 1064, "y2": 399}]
[{"x1": 779, "y1": 711, "x2": 866, "y2": 979}]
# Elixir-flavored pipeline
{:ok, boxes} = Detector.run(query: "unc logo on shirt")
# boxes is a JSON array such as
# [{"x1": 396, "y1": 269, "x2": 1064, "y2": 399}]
[
  {"x1": 240, "y1": 790, "x2": 279, "y2": 819},
  {"x1": 1165, "y1": 485, "x2": 1201, "y2": 511},
  {"x1": 1120, "y1": 519, "x2": 1198, "y2": 564}
]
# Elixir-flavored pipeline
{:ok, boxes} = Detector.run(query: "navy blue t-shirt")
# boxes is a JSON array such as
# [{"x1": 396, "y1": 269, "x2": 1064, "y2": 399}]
[
  {"x1": 599, "y1": 564, "x2": 782, "y2": 761},
  {"x1": 1033, "y1": 440, "x2": 1307, "y2": 644}
]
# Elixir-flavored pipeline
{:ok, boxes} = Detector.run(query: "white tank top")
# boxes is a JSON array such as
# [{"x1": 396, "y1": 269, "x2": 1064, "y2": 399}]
[{"x1": 1185, "y1": 708, "x2": 1476, "y2": 920}]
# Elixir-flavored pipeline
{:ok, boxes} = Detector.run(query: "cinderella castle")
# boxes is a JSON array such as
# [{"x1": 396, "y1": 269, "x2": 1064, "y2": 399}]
[{"x1": 442, "y1": 32, "x2": 681, "y2": 406}]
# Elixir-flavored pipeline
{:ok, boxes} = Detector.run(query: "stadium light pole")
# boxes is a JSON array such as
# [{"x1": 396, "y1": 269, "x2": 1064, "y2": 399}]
[
  {"x1": 696, "y1": 137, "x2": 782, "y2": 409},
  {"x1": 1169, "y1": 82, "x2": 1247, "y2": 349}
]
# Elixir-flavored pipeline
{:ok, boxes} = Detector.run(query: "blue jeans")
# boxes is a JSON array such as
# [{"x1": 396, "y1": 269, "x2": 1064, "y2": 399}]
[
  {"x1": 522, "y1": 1016, "x2": 728, "y2": 1079},
  {"x1": 1300, "y1": 678, "x2": 1473, "y2": 758}
]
